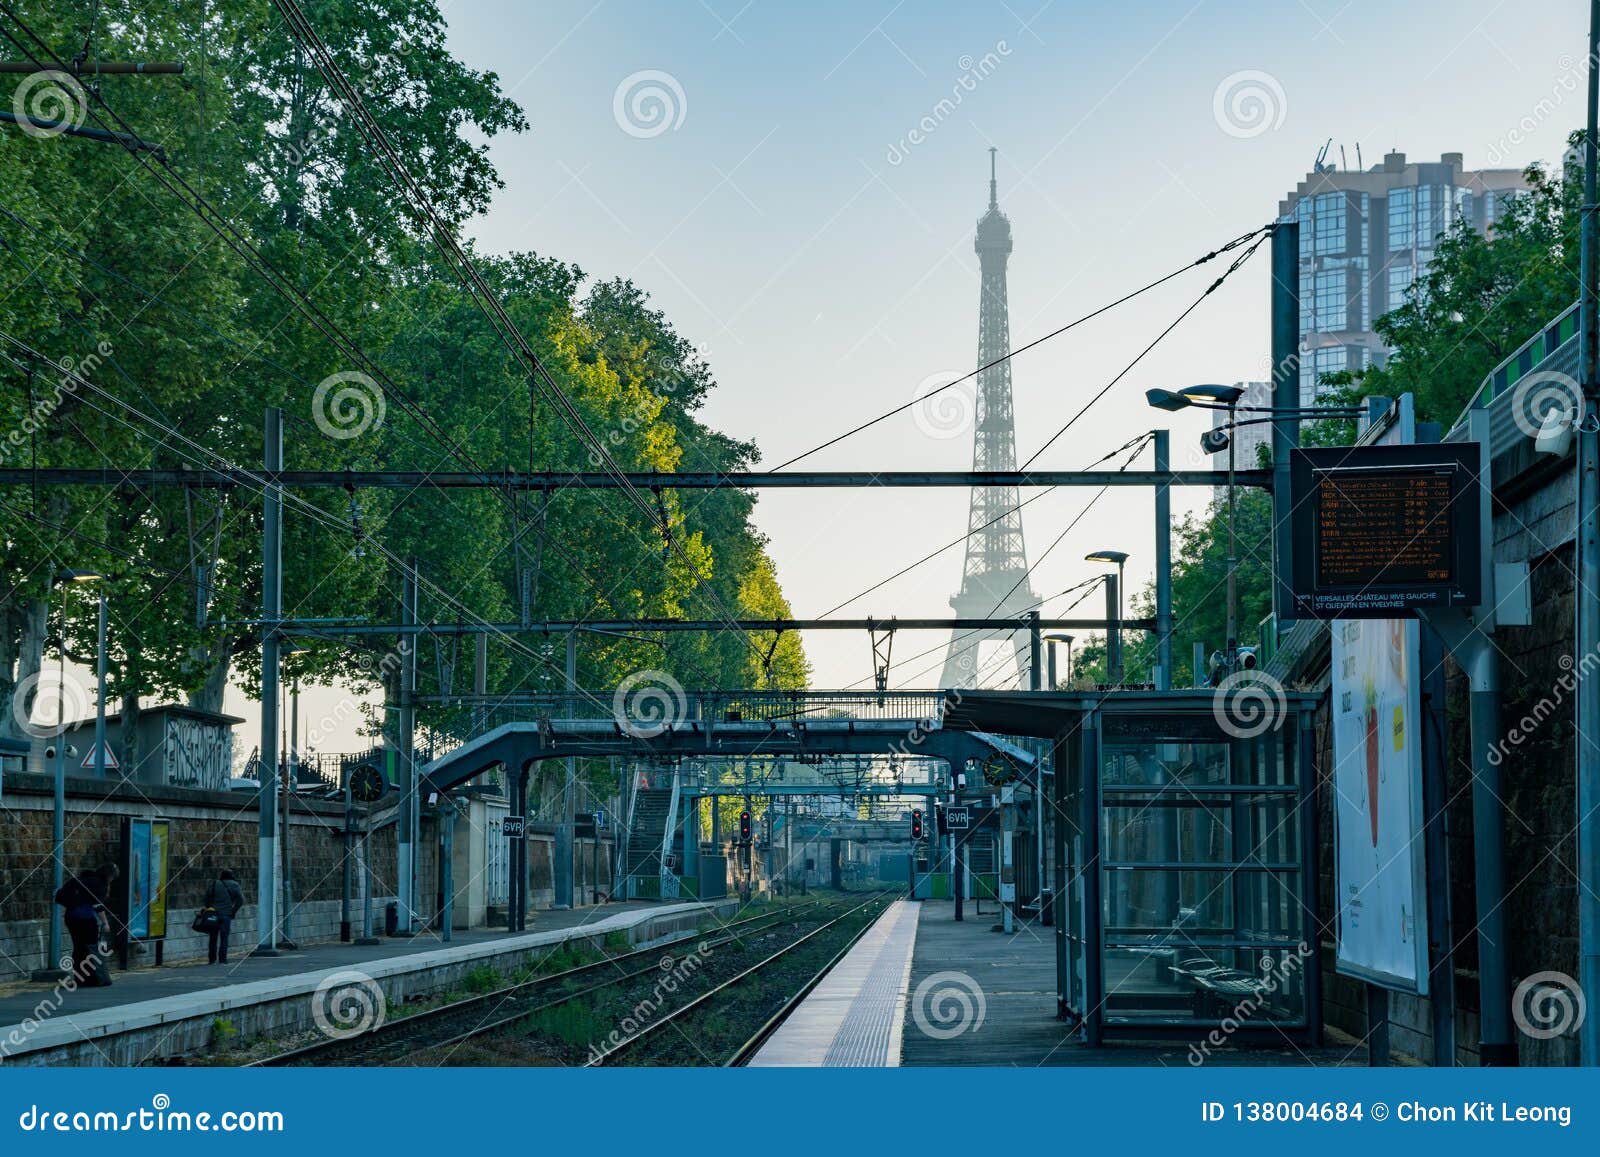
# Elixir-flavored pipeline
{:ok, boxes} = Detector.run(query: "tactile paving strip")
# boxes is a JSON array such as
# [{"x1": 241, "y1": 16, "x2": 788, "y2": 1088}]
[{"x1": 747, "y1": 900, "x2": 920, "y2": 1067}]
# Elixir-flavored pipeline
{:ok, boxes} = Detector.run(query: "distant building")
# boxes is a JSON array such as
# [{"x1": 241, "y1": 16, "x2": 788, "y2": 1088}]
[
  {"x1": 1279, "y1": 151, "x2": 1530, "y2": 403},
  {"x1": 1208, "y1": 380, "x2": 1274, "y2": 472},
  {"x1": 54, "y1": 704, "x2": 242, "y2": 792}
]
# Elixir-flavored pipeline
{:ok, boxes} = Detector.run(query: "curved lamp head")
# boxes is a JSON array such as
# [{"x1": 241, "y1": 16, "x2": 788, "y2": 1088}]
[
  {"x1": 57, "y1": 569, "x2": 102, "y2": 584},
  {"x1": 1145, "y1": 388, "x2": 1190, "y2": 412},
  {"x1": 1085, "y1": 550, "x2": 1130, "y2": 567},
  {"x1": 1042, "y1": 633, "x2": 1075, "y2": 646},
  {"x1": 1179, "y1": 383, "x2": 1245, "y2": 406},
  {"x1": 1200, "y1": 427, "x2": 1232, "y2": 454}
]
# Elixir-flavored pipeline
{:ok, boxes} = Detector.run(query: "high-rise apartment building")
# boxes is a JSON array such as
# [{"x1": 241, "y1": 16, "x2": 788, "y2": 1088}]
[{"x1": 1279, "y1": 150, "x2": 1529, "y2": 403}]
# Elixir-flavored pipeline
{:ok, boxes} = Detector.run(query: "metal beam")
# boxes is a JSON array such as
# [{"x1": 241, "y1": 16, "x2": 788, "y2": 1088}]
[
  {"x1": 285, "y1": 616, "x2": 1155, "y2": 637},
  {"x1": 0, "y1": 61, "x2": 185, "y2": 73},
  {"x1": 0, "y1": 467, "x2": 1268, "y2": 490}
]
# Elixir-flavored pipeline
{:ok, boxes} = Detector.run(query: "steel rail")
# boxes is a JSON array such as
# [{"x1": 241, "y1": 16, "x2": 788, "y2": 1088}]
[
  {"x1": 251, "y1": 904, "x2": 810, "y2": 1066},
  {"x1": 724, "y1": 897, "x2": 893, "y2": 1066},
  {"x1": 586, "y1": 892, "x2": 893, "y2": 1067}
]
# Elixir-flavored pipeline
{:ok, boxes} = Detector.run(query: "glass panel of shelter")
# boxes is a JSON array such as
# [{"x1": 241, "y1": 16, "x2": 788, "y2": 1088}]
[{"x1": 1097, "y1": 718, "x2": 1306, "y2": 1028}]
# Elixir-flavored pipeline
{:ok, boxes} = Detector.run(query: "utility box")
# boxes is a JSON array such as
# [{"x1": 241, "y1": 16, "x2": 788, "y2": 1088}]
[{"x1": 698, "y1": 853, "x2": 728, "y2": 900}]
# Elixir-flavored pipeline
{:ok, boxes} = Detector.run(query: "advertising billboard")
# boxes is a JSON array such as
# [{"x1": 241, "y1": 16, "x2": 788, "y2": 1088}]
[
  {"x1": 123, "y1": 817, "x2": 171, "y2": 941},
  {"x1": 1330, "y1": 401, "x2": 1430, "y2": 993}
]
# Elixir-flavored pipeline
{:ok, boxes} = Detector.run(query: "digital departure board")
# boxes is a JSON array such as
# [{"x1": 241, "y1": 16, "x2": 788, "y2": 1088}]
[{"x1": 1286, "y1": 444, "x2": 1483, "y2": 618}]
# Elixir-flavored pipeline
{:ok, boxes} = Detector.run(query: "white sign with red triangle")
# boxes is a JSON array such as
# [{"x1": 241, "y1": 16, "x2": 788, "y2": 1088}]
[{"x1": 81, "y1": 741, "x2": 118, "y2": 770}]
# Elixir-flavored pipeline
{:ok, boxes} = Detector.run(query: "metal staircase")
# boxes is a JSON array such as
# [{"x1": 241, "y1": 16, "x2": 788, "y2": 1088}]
[{"x1": 622, "y1": 776, "x2": 675, "y2": 899}]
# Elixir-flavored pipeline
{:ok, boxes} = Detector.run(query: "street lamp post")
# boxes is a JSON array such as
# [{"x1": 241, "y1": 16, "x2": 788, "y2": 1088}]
[
  {"x1": 1043, "y1": 632, "x2": 1074, "y2": 690},
  {"x1": 32, "y1": 569, "x2": 101, "y2": 982},
  {"x1": 1146, "y1": 385, "x2": 1360, "y2": 673},
  {"x1": 280, "y1": 641, "x2": 312, "y2": 950},
  {"x1": 1084, "y1": 551, "x2": 1128, "y2": 683}
]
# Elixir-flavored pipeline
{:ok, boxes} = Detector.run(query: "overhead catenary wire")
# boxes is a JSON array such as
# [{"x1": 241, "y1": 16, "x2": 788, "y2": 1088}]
[
  {"x1": 819, "y1": 430, "x2": 1152, "y2": 620},
  {"x1": 263, "y1": 0, "x2": 768, "y2": 670},
  {"x1": 769, "y1": 224, "x2": 1271, "y2": 471},
  {"x1": 1018, "y1": 229, "x2": 1272, "y2": 470},
  {"x1": 0, "y1": 333, "x2": 622, "y2": 713},
  {"x1": 0, "y1": 11, "x2": 749, "y2": 690}
]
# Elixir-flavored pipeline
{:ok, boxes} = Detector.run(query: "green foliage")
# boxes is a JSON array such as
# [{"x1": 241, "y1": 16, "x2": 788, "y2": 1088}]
[
  {"x1": 1134, "y1": 148, "x2": 1582, "y2": 686},
  {"x1": 1330, "y1": 147, "x2": 1581, "y2": 428},
  {"x1": 0, "y1": 2, "x2": 806, "y2": 764},
  {"x1": 460, "y1": 966, "x2": 500, "y2": 994},
  {"x1": 1082, "y1": 489, "x2": 1275, "y2": 689}
]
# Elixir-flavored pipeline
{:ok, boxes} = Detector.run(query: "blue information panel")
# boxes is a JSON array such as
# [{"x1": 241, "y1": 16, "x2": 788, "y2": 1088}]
[{"x1": 0, "y1": 1069, "x2": 1590, "y2": 1154}]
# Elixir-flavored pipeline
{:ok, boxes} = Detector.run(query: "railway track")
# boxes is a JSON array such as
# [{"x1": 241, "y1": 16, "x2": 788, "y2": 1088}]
[
  {"x1": 252, "y1": 898, "x2": 858, "y2": 1067},
  {"x1": 587, "y1": 892, "x2": 893, "y2": 1067}
]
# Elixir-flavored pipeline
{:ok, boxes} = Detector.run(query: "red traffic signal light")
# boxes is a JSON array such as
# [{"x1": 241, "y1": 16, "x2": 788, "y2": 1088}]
[
  {"x1": 739, "y1": 810, "x2": 752, "y2": 842},
  {"x1": 911, "y1": 809, "x2": 923, "y2": 839}
]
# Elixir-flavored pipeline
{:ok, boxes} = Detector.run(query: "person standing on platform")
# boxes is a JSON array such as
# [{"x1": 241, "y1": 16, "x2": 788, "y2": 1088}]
[
  {"x1": 56, "y1": 863, "x2": 119, "y2": 987},
  {"x1": 204, "y1": 869, "x2": 245, "y2": 965}
]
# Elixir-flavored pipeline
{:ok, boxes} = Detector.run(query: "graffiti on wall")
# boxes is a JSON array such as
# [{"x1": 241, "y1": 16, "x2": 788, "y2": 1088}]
[{"x1": 163, "y1": 715, "x2": 233, "y2": 791}]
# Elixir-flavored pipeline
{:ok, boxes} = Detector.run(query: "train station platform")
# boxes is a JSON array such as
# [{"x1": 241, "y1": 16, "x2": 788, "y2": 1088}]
[
  {"x1": 902, "y1": 901, "x2": 1360, "y2": 1066},
  {"x1": 747, "y1": 899, "x2": 920, "y2": 1066},
  {"x1": 752, "y1": 898, "x2": 1364, "y2": 1068},
  {"x1": 0, "y1": 899, "x2": 737, "y2": 1067}
]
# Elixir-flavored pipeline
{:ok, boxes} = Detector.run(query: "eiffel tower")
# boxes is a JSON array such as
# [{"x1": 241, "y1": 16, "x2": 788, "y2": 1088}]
[{"x1": 940, "y1": 149, "x2": 1036, "y2": 689}]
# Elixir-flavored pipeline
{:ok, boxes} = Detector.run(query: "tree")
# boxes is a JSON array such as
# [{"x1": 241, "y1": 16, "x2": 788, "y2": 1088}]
[{"x1": 0, "y1": 2, "x2": 808, "y2": 777}]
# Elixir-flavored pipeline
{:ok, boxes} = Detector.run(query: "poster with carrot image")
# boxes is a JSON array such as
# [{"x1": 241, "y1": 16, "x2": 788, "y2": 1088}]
[{"x1": 1330, "y1": 616, "x2": 1429, "y2": 993}]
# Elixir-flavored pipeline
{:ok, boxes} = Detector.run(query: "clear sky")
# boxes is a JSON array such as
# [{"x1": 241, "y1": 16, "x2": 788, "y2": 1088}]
[{"x1": 212, "y1": 0, "x2": 1588, "y2": 749}]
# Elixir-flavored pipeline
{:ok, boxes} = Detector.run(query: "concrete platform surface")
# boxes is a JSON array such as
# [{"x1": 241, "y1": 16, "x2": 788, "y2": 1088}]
[
  {"x1": 901, "y1": 901, "x2": 1361, "y2": 1067},
  {"x1": 748, "y1": 899, "x2": 919, "y2": 1067},
  {"x1": 0, "y1": 900, "x2": 731, "y2": 1066}
]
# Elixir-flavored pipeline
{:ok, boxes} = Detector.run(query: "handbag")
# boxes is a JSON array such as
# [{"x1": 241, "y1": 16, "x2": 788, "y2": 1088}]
[{"x1": 192, "y1": 881, "x2": 222, "y2": 933}]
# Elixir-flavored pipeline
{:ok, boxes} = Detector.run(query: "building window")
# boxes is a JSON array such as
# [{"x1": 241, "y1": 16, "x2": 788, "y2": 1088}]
[
  {"x1": 1298, "y1": 269, "x2": 1314, "y2": 335},
  {"x1": 1314, "y1": 270, "x2": 1347, "y2": 331},
  {"x1": 1486, "y1": 189, "x2": 1522, "y2": 228},
  {"x1": 1416, "y1": 185, "x2": 1450, "y2": 246},
  {"x1": 1302, "y1": 346, "x2": 1349, "y2": 402},
  {"x1": 1386, "y1": 265, "x2": 1415, "y2": 313},
  {"x1": 1387, "y1": 187, "x2": 1413, "y2": 251},
  {"x1": 1314, "y1": 193, "x2": 1346, "y2": 256}
]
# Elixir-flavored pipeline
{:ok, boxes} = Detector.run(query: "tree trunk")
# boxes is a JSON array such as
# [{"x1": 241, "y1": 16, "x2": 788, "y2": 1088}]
[
  {"x1": 186, "y1": 639, "x2": 233, "y2": 715},
  {"x1": 4, "y1": 597, "x2": 48, "y2": 739},
  {"x1": 118, "y1": 688, "x2": 141, "y2": 776}
]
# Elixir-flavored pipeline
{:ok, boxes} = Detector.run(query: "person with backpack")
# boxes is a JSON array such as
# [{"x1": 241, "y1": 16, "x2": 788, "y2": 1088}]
[
  {"x1": 200, "y1": 869, "x2": 245, "y2": 965},
  {"x1": 55, "y1": 864, "x2": 118, "y2": 987}
]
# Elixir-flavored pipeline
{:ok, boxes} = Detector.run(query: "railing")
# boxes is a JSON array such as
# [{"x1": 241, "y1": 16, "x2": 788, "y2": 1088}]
[{"x1": 419, "y1": 689, "x2": 951, "y2": 728}]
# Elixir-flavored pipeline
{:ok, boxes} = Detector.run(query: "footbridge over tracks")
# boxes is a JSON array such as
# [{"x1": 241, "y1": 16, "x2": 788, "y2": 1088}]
[
  {"x1": 418, "y1": 690, "x2": 1035, "y2": 798},
  {"x1": 415, "y1": 690, "x2": 1036, "y2": 920}
]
